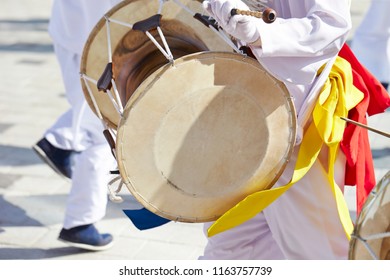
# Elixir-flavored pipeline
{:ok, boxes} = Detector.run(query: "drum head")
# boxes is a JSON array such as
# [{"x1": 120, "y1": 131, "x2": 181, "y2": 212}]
[
  {"x1": 81, "y1": 0, "x2": 232, "y2": 129},
  {"x1": 116, "y1": 52, "x2": 297, "y2": 222},
  {"x1": 349, "y1": 170, "x2": 390, "y2": 259}
]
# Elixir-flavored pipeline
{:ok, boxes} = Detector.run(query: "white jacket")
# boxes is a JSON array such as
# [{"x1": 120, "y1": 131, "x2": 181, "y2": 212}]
[{"x1": 249, "y1": 0, "x2": 352, "y2": 136}]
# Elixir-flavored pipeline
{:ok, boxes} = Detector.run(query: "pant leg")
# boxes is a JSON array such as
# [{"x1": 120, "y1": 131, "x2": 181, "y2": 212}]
[
  {"x1": 48, "y1": 43, "x2": 116, "y2": 228},
  {"x1": 61, "y1": 68, "x2": 116, "y2": 229},
  {"x1": 45, "y1": 109, "x2": 75, "y2": 150},
  {"x1": 63, "y1": 141, "x2": 115, "y2": 229},
  {"x1": 44, "y1": 43, "x2": 101, "y2": 151},
  {"x1": 199, "y1": 212, "x2": 285, "y2": 260}
]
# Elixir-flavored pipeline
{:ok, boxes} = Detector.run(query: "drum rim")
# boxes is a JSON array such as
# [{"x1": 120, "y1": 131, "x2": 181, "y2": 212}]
[{"x1": 349, "y1": 170, "x2": 390, "y2": 259}]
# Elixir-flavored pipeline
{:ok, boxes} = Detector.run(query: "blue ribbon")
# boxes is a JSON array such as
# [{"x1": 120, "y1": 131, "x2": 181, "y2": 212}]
[{"x1": 123, "y1": 208, "x2": 171, "y2": 230}]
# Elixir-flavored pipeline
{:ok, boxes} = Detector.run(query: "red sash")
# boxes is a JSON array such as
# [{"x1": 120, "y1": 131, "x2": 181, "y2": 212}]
[{"x1": 338, "y1": 44, "x2": 390, "y2": 214}]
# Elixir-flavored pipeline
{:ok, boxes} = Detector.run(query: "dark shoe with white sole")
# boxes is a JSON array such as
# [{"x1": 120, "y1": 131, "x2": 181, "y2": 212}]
[
  {"x1": 58, "y1": 224, "x2": 113, "y2": 251},
  {"x1": 32, "y1": 138, "x2": 74, "y2": 179}
]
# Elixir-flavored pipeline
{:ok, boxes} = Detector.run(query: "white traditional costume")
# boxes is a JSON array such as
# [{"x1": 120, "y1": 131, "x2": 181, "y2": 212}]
[
  {"x1": 200, "y1": 0, "x2": 353, "y2": 259},
  {"x1": 45, "y1": 0, "x2": 121, "y2": 229}
]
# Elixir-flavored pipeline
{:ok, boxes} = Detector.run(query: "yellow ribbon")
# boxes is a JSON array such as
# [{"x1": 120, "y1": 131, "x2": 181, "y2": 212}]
[{"x1": 208, "y1": 56, "x2": 364, "y2": 239}]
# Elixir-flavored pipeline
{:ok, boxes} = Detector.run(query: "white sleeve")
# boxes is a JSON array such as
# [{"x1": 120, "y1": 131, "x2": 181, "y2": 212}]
[{"x1": 250, "y1": 0, "x2": 352, "y2": 85}]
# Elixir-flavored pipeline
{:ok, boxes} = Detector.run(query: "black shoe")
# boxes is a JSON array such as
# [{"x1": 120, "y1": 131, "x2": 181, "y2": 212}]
[
  {"x1": 32, "y1": 138, "x2": 73, "y2": 179},
  {"x1": 58, "y1": 224, "x2": 114, "y2": 251}
]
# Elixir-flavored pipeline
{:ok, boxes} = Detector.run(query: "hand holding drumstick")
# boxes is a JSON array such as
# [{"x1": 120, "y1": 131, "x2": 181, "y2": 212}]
[
  {"x1": 230, "y1": 7, "x2": 276, "y2": 24},
  {"x1": 202, "y1": 0, "x2": 276, "y2": 45}
]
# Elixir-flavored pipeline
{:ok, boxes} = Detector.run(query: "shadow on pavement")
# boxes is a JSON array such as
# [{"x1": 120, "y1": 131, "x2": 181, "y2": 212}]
[
  {"x1": 0, "y1": 144, "x2": 52, "y2": 167},
  {"x1": 0, "y1": 246, "x2": 91, "y2": 260},
  {"x1": 0, "y1": 18, "x2": 53, "y2": 53},
  {"x1": 372, "y1": 147, "x2": 390, "y2": 159},
  {"x1": 0, "y1": 196, "x2": 43, "y2": 227},
  {"x1": 0, "y1": 19, "x2": 49, "y2": 32}
]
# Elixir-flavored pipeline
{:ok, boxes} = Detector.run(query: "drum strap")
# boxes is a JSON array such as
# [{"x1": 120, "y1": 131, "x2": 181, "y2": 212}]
[{"x1": 207, "y1": 56, "x2": 364, "y2": 239}]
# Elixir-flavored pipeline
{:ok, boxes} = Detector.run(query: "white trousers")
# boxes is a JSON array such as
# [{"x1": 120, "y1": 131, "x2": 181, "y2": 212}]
[
  {"x1": 352, "y1": 0, "x2": 390, "y2": 84},
  {"x1": 63, "y1": 142, "x2": 114, "y2": 229},
  {"x1": 199, "y1": 146, "x2": 350, "y2": 260},
  {"x1": 46, "y1": 43, "x2": 115, "y2": 229},
  {"x1": 45, "y1": 44, "x2": 106, "y2": 152}
]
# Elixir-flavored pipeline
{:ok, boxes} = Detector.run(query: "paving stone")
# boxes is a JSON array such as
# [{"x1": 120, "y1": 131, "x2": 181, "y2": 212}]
[{"x1": 0, "y1": 173, "x2": 21, "y2": 189}]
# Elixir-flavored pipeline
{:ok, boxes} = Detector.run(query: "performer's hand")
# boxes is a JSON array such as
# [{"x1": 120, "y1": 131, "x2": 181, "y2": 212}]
[{"x1": 203, "y1": 0, "x2": 260, "y2": 44}]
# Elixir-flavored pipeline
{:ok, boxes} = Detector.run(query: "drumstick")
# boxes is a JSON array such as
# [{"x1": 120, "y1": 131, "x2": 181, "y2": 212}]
[
  {"x1": 340, "y1": 117, "x2": 390, "y2": 139},
  {"x1": 231, "y1": 8, "x2": 277, "y2": 23}
]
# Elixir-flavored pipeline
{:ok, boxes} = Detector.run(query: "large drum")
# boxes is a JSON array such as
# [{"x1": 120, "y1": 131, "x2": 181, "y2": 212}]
[
  {"x1": 116, "y1": 51, "x2": 296, "y2": 222},
  {"x1": 80, "y1": 0, "x2": 297, "y2": 222},
  {"x1": 349, "y1": 170, "x2": 390, "y2": 260}
]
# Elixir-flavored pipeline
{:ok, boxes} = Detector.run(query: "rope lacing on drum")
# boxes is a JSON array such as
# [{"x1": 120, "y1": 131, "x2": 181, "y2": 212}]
[
  {"x1": 351, "y1": 232, "x2": 390, "y2": 260},
  {"x1": 80, "y1": 69, "x2": 124, "y2": 143},
  {"x1": 81, "y1": 74, "x2": 123, "y2": 118},
  {"x1": 107, "y1": 173, "x2": 124, "y2": 203},
  {"x1": 80, "y1": 74, "x2": 119, "y2": 159},
  {"x1": 105, "y1": 2, "x2": 174, "y2": 64},
  {"x1": 81, "y1": 2, "x2": 180, "y2": 121},
  {"x1": 79, "y1": 16, "x2": 125, "y2": 117}
]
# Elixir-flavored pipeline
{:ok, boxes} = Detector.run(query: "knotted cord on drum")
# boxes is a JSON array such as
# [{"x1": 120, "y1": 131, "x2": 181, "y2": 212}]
[{"x1": 107, "y1": 175, "x2": 124, "y2": 203}]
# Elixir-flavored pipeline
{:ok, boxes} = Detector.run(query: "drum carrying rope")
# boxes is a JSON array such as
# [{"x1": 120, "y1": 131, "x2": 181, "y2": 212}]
[
  {"x1": 81, "y1": 73, "x2": 121, "y2": 202},
  {"x1": 107, "y1": 174, "x2": 125, "y2": 203},
  {"x1": 81, "y1": 74, "x2": 123, "y2": 117}
]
